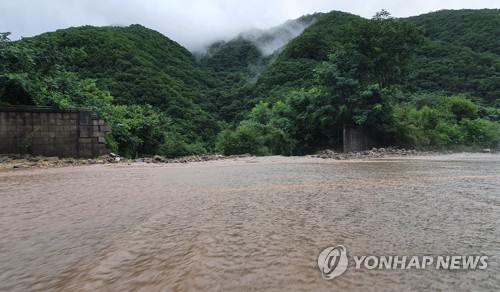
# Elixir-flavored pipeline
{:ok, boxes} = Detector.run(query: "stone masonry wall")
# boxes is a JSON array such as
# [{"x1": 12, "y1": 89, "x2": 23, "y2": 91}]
[{"x1": 0, "y1": 106, "x2": 110, "y2": 158}]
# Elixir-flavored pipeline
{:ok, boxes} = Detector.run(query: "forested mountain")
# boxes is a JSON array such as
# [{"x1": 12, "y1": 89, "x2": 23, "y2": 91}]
[
  {"x1": 250, "y1": 11, "x2": 362, "y2": 102},
  {"x1": 209, "y1": 9, "x2": 500, "y2": 155},
  {"x1": 406, "y1": 9, "x2": 500, "y2": 106},
  {"x1": 1, "y1": 9, "x2": 499, "y2": 157},
  {"x1": 406, "y1": 9, "x2": 500, "y2": 55},
  {"x1": 0, "y1": 25, "x2": 223, "y2": 157},
  {"x1": 198, "y1": 14, "x2": 319, "y2": 121},
  {"x1": 29, "y1": 25, "x2": 221, "y2": 116},
  {"x1": 246, "y1": 9, "x2": 500, "y2": 107},
  {"x1": 202, "y1": 9, "x2": 500, "y2": 111}
]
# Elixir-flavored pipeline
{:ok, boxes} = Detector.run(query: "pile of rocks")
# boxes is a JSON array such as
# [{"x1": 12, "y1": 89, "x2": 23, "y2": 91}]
[
  {"x1": 314, "y1": 147, "x2": 435, "y2": 160},
  {"x1": 89, "y1": 153, "x2": 126, "y2": 164},
  {"x1": 0, "y1": 152, "x2": 129, "y2": 169},
  {"x1": 1, "y1": 153, "x2": 253, "y2": 169},
  {"x1": 0, "y1": 155, "x2": 97, "y2": 169},
  {"x1": 134, "y1": 154, "x2": 227, "y2": 164},
  {"x1": 74, "y1": 153, "x2": 231, "y2": 165}
]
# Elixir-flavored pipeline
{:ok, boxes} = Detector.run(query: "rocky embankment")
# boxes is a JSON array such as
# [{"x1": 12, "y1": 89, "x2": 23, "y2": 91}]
[
  {"x1": 0, "y1": 153, "x2": 252, "y2": 169},
  {"x1": 1, "y1": 148, "x2": 484, "y2": 169},
  {"x1": 313, "y1": 148, "x2": 436, "y2": 160}
]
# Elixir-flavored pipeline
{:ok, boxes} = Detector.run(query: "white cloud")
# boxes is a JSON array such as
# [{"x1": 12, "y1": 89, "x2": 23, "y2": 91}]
[{"x1": 0, "y1": 0, "x2": 498, "y2": 51}]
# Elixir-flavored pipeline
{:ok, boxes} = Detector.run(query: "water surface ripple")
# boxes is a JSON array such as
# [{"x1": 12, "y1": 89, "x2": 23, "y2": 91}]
[{"x1": 0, "y1": 154, "x2": 498, "y2": 291}]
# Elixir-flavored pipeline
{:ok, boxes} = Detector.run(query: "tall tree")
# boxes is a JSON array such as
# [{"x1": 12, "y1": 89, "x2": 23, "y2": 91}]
[
  {"x1": 315, "y1": 11, "x2": 424, "y2": 144},
  {"x1": 321, "y1": 10, "x2": 424, "y2": 92}
]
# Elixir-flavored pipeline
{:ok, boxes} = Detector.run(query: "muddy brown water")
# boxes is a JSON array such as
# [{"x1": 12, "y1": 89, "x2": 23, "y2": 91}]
[{"x1": 0, "y1": 154, "x2": 499, "y2": 291}]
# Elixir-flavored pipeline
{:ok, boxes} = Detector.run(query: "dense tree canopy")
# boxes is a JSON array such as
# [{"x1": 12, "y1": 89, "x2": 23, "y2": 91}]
[
  {"x1": 215, "y1": 10, "x2": 499, "y2": 155},
  {"x1": 1, "y1": 9, "x2": 499, "y2": 157},
  {"x1": 406, "y1": 9, "x2": 500, "y2": 55},
  {"x1": 0, "y1": 27, "x2": 219, "y2": 157}
]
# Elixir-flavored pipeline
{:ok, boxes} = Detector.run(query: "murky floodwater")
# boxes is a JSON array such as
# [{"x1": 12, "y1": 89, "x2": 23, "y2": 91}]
[{"x1": 0, "y1": 154, "x2": 499, "y2": 291}]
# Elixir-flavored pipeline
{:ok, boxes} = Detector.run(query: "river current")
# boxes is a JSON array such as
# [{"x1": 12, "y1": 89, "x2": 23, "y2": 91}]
[{"x1": 0, "y1": 154, "x2": 498, "y2": 291}]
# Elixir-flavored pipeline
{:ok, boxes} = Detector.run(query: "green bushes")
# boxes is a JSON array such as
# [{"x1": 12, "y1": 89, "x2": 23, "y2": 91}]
[
  {"x1": 217, "y1": 90, "x2": 500, "y2": 156},
  {"x1": 102, "y1": 104, "x2": 214, "y2": 158},
  {"x1": 458, "y1": 118, "x2": 499, "y2": 148},
  {"x1": 159, "y1": 132, "x2": 207, "y2": 158},
  {"x1": 216, "y1": 122, "x2": 268, "y2": 156},
  {"x1": 215, "y1": 101, "x2": 296, "y2": 156},
  {"x1": 392, "y1": 95, "x2": 500, "y2": 149},
  {"x1": 100, "y1": 104, "x2": 167, "y2": 157}
]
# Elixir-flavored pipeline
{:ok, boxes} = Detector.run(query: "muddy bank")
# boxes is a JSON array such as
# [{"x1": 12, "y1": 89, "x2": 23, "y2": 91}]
[
  {"x1": 0, "y1": 153, "x2": 252, "y2": 170},
  {"x1": 313, "y1": 147, "x2": 439, "y2": 160},
  {"x1": 1, "y1": 148, "x2": 494, "y2": 170}
]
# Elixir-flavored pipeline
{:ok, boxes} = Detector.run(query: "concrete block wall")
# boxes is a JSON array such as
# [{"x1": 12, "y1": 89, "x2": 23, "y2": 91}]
[
  {"x1": 343, "y1": 125, "x2": 377, "y2": 152},
  {"x1": 0, "y1": 106, "x2": 110, "y2": 158}
]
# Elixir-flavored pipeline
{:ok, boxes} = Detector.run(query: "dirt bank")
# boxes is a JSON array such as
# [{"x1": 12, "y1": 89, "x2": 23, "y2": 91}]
[
  {"x1": 0, "y1": 148, "x2": 486, "y2": 170},
  {"x1": 313, "y1": 147, "x2": 438, "y2": 160}
]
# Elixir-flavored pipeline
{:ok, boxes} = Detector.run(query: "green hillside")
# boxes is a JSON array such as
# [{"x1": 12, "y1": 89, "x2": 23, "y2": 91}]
[
  {"x1": 409, "y1": 40, "x2": 500, "y2": 106},
  {"x1": 406, "y1": 9, "x2": 500, "y2": 55},
  {"x1": 30, "y1": 25, "x2": 217, "y2": 113},
  {"x1": 199, "y1": 37, "x2": 267, "y2": 122},
  {"x1": 213, "y1": 9, "x2": 500, "y2": 155},
  {"x1": 405, "y1": 9, "x2": 500, "y2": 106},
  {"x1": 1, "y1": 25, "x2": 219, "y2": 157},
  {"x1": 252, "y1": 11, "x2": 362, "y2": 102},
  {"x1": 1, "y1": 9, "x2": 499, "y2": 157},
  {"x1": 198, "y1": 14, "x2": 319, "y2": 122},
  {"x1": 248, "y1": 9, "x2": 500, "y2": 106},
  {"x1": 199, "y1": 11, "x2": 363, "y2": 117}
]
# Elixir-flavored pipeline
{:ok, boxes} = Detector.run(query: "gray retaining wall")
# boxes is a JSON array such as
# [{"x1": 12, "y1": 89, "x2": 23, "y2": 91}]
[
  {"x1": 0, "y1": 106, "x2": 110, "y2": 158},
  {"x1": 343, "y1": 125, "x2": 377, "y2": 152}
]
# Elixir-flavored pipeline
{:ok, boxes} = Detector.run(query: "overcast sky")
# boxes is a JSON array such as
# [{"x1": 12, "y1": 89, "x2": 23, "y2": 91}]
[{"x1": 1, "y1": 0, "x2": 498, "y2": 51}]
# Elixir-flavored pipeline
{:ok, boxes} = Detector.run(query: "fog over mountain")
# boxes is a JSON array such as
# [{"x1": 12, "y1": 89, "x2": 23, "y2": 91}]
[
  {"x1": 1, "y1": 0, "x2": 498, "y2": 52},
  {"x1": 237, "y1": 15, "x2": 318, "y2": 56}
]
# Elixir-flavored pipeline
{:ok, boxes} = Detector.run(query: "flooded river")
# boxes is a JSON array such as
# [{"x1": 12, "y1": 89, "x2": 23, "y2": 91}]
[{"x1": 0, "y1": 154, "x2": 499, "y2": 291}]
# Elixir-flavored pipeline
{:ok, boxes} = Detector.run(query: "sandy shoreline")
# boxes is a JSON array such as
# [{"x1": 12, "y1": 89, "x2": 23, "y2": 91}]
[{"x1": 0, "y1": 150, "x2": 497, "y2": 172}]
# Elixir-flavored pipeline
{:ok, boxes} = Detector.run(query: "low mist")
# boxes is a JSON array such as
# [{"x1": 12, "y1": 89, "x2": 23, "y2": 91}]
[
  {"x1": 238, "y1": 15, "x2": 318, "y2": 56},
  {"x1": 196, "y1": 14, "x2": 318, "y2": 57}
]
